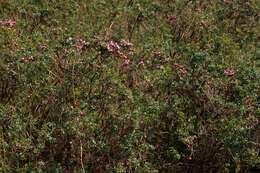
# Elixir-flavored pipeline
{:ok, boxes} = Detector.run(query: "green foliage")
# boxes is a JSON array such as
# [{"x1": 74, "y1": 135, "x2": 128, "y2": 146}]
[{"x1": 0, "y1": 0, "x2": 259, "y2": 172}]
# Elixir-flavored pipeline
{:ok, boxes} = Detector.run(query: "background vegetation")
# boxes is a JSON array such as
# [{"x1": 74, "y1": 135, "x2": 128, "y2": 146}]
[{"x1": 0, "y1": 0, "x2": 259, "y2": 172}]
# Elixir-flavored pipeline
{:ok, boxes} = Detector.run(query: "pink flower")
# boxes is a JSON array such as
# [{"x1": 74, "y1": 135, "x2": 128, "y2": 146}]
[
  {"x1": 224, "y1": 69, "x2": 235, "y2": 76},
  {"x1": 64, "y1": 49, "x2": 69, "y2": 54},
  {"x1": 73, "y1": 44, "x2": 81, "y2": 50},
  {"x1": 182, "y1": 70, "x2": 187, "y2": 75},
  {"x1": 253, "y1": 119, "x2": 259, "y2": 125},
  {"x1": 117, "y1": 51, "x2": 123, "y2": 56},
  {"x1": 154, "y1": 52, "x2": 161, "y2": 56},
  {"x1": 126, "y1": 42, "x2": 133, "y2": 47},
  {"x1": 41, "y1": 44, "x2": 47, "y2": 49},
  {"x1": 195, "y1": 8, "x2": 201, "y2": 12},
  {"x1": 93, "y1": 35, "x2": 99, "y2": 39},
  {"x1": 1, "y1": 20, "x2": 15, "y2": 27},
  {"x1": 120, "y1": 40, "x2": 124, "y2": 46},
  {"x1": 84, "y1": 42, "x2": 90, "y2": 47},
  {"x1": 67, "y1": 37, "x2": 72, "y2": 41},
  {"x1": 28, "y1": 56, "x2": 34, "y2": 61},
  {"x1": 120, "y1": 40, "x2": 133, "y2": 47},
  {"x1": 180, "y1": 77, "x2": 184, "y2": 81},
  {"x1": 124, "y1": 59, "x2": 130, "y2": 65},
  {"x1": 245, "y1": 2, "x2": 249, "y2": 6},
  {"x1": 51, "y1": 28, "x2": 57, "y2": 34},
  {"x1": 127, "y1": 95, "x2": 132, "y2": 99},
  {"x1": 200, "y1": 20, "x2": 205, "y2": 26},
  {"x1": 120, "y1": 54, "x2": 127, "y2": 59},
  {"x1": 71, "y1": 106, "x2": 74, "y2": 110},
  {"x1": 106, "y1": 41, "x2": 115, "y2": 52},
  {"x1": 129, "y1": 48, "x2": 135, "y2": 52},
  {"x1": 107, "y1": 41, "x2": 120, "y2": 52},
  {"x1": 77, "y1": 39, "x2": 83, "y2": 43},
  {"x1": 26, "y1": 93, "x2": 32, "y2": 98},
  {"x1": 138, "y1": 61, "x2": 144, "y2": 66},
  {"x1": 104, "y1": 37, "x2": 109, "y2": 42},
  {"x1": 229, "y1": 79, "x2": 236, "y2": 84},
  {"x1": 174, "y1": 63, "x2": 183, "y2": 70},
  {"x1": 164, "y1": 58, "x2": 170, "y2": 63},
  {"x1": 114, "y1": 43, "x2": 120, "y2": 50}
]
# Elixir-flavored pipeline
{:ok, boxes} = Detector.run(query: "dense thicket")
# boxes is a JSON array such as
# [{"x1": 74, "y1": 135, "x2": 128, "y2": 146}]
[{"x1": 0, "y1": 0, "x2": 259, "y2": 172}]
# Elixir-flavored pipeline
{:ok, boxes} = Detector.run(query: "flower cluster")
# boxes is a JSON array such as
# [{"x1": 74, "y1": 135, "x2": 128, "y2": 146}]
[
  {"x1": 224, "y1": 69, "x2": 235, "y2": 76},
  {"x1": 106, "y1": 41, "x2": 120, "y2": 52},
  {"x1": 1, "y1": 20, "x2": 16, "y2": 27},
  {"x1": 120, "y1": 40, "x2": 134, "y2": 47},
  {"x1": 174, "y1": 63, "x2": 188, "y2": 80}
]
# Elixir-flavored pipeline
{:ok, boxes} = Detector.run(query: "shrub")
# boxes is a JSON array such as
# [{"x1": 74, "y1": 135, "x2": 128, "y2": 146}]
[{"x1": 0, "y1": 0, "x2": 259, "y2": 172}]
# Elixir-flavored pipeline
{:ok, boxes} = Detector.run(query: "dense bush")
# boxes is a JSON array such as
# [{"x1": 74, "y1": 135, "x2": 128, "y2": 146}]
[{"x1": 0, "y1": 0, "x2": 259, "y2": 172}]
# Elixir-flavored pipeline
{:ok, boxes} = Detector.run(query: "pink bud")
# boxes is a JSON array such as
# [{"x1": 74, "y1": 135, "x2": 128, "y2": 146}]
[
  {"x1": 200, "y1": 20, "x2": 205, "y2": 26},
  {"x1": 26, "y1": 93, "x2": 32, "y2": 98}
]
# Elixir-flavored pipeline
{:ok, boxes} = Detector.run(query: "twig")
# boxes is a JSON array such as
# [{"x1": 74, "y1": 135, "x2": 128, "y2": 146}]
[{"x1": 80, "y1": 139, "x2": 86, "y2": 173}]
